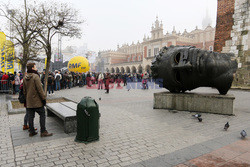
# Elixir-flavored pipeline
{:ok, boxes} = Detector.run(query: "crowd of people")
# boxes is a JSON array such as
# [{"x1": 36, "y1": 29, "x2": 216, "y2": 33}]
[
  {"x1": 0, "y1": 69, "x2": 152, "y2": 94},
  {"x1": 41, "y1": 71, "x2": 152, "y2": 94},
  {"x1": 0, "y1": 71, "x2": 23, "y2": 94}
]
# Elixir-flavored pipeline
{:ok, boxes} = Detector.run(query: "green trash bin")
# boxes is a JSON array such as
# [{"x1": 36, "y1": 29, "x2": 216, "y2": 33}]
[{"x1": 75, "y1": 96, "x2": 100, "y2": 143}]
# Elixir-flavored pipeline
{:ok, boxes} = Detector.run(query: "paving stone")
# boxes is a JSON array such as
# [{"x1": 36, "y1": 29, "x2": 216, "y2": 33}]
[
  {"x1": 97, "y1": 162, "x2": 110, "y2": 167},
  {"x1": 55, "y1": 159, "x2": 67, "y2": 165},
  {"x1": 119, "y1": 161, "x2": 132, "y2": 167},
  {"x1": 95, "y1": 158, "x2": 108, "y2": 164},
  {"x1": 63, "y1": 161, "x2": 77, "y2": 167},
  {"x1": 108, "y1": 159, "x2": 122, "y2": 165}
]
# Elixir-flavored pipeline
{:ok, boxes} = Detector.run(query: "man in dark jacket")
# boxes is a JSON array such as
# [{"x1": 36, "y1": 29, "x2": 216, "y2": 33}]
[{"x1": 23, "y1": 63, "x2": 53, "y2": 137}]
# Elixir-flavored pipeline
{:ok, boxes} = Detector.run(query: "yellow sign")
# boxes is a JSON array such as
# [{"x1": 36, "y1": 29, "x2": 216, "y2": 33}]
[
  {"x1": 45, "y1": 58, "x2": 47, "y2": 68},
  {"x1": 67, "y1": 56, "x2": 90, "y2": 73},
  {"x1": 0, "y1": 32, "x2": 6, "y2": 47},
  {"x1": 0, "y1": 32, "x2": 6, "y2": 72},
  {"x1": 5, "y1": 40, "x2": 15, "y2": 74}
]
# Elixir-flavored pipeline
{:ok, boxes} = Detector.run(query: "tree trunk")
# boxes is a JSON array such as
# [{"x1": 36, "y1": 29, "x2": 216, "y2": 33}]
[
  {"x1": 21, "y1": 64, "x2": 26, "y2": 75},
  {"x1": 44, "y1": 47, "x2": 51, "y2": 97},
  {"x1": 21, "y1": 45, "x2": 28, "y2": 75}
]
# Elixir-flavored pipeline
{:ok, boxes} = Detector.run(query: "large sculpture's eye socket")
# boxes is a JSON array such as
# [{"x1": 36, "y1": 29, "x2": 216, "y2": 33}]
[{"x1": 175, "y1": 53, "x2": 181, "y2": 64}]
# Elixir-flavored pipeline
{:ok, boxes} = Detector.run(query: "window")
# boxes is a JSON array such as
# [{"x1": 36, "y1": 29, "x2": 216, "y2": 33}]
[
  {"x1": 148, "y1": 49, "x2": 151, "y2": 57},
  {"x1": 138, "y1": 56, "x2": 141, "y2": 61},
  {"x1": 154, "y1": 48, "x2": 159, "y2": 56},
  {"x1": 127, "y1": 57, "x2": 130, "y2": 62},
  {"x1": 209, "y1": 46, "x2": 213, "y2": 51}
]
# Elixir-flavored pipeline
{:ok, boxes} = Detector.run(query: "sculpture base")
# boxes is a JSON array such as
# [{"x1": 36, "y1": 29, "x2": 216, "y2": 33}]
[{"x1": 153, "y1": 92, "x2": 235, "y2": 115}]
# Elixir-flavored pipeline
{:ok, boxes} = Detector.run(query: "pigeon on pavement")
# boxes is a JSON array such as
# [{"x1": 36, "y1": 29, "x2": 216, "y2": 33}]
[
  {"x1": 99, "y1": 97, "x2": 101, "y2": 100},
  {"x1": 224, "y1": 122, "x2": 230, "y2": 131},
  {"x1": 198, "y1": 117, "x2": 202, "y2": 122},
  {"x1": 240, "y1": 130, "x2": 247, "y2": 138},
  {"x1": 192, "y1": 114, "x2": 201, "y2": 118}
]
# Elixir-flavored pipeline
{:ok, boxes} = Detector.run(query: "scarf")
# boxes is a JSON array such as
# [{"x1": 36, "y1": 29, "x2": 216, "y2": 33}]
[{"x1": 27, "y1": 69, "x2": 40, "y2": 77}]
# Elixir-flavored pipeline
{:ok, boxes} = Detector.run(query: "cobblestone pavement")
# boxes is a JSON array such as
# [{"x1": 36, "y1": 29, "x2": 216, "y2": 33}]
[{"x1": 1, "y1": 84, "x2": 250, "y2": 167}]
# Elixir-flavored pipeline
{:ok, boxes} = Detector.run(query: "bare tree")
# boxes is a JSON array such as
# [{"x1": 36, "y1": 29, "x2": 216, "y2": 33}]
[
  {"x1": 0, "y1": 1, "x2": 41, "y2": 73},
  {"x1": 32, "y1": 1, "x2": 83, "y2": 94}
]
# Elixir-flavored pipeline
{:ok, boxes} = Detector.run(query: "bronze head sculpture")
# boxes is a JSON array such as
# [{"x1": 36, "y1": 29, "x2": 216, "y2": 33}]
[{"x1": 151, "y1": 46, "x2": 238, "y2": 95}]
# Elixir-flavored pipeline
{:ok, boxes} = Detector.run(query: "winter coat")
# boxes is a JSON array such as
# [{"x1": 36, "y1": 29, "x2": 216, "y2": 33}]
[
  {"x1": 55, "y1": 73, "x2": 62, "y2": 81},
  {"x1": 1, "y1": 74, "x2": 9, "y2": 84},
  {"x1": 47, "y1": 75, "x2": 54, "y2": 85},
  {"x1": 15, "y1": 75, "x2": 21, "y2": 85},
  {"x1": 67, "y1": 74, "x2": 72, "y2": 82},
  {"x1": 23, "y1": 73, "x2": 46, "y2": 108},
  {"x1": 98, "y1": 73, "x2": 104, "y2": 81},
  {"x1": 105, "y1": 75, "x2": 110, "y2": 90},
  {"x1": 142, "y1": 73, "x2": 149, "y2": 79}
]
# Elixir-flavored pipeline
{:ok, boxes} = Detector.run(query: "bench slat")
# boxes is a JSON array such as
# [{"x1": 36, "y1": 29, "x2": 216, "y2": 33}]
[
  {"x1": 46, "y1": 103, "x2": 76, "y2": 120},
  {"x1": 60, "y1": 102, "x2": 77, "y2": 111}
]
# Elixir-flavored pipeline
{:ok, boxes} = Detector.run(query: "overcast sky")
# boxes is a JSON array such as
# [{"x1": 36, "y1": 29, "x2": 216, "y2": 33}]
[{"x1": 1, "y1": 0, "x2": 217, "y2": 52}]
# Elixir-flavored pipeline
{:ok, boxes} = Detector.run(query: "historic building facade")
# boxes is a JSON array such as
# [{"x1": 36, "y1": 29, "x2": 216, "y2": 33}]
[{"x1": 96, "y1": 17, "x2": 215, "y2": 74}]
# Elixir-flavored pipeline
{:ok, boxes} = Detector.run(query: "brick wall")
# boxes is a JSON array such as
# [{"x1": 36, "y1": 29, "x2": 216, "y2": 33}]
[{"x1": 214, "y1": 0, "x2": 235, "y2": 52}]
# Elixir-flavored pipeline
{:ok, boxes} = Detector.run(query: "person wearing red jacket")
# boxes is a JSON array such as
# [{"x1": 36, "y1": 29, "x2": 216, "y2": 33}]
[{"x1": 1, "y1": 72, "x2": 9, "y2": 91}]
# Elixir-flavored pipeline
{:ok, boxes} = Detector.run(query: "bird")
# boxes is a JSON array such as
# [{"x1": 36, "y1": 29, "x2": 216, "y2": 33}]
[
  {"x1": 240, "y1": 130, "x2": 247, "y2": 138},
  {"x1": 192, "y1": 114, "x2": 201, "y2": 118},
  {"x1": 99, "y1": 97, "x2": 101, "y2": 101},
  {"x1": 128, "y1": 89, "x2": 130, "y2": 91},
  {"x1": 198, "y1": 117, "x2": 202, "y2": 122},
  {"x1": 224, "y1": 122, "x2": 230, "y2": 131}
]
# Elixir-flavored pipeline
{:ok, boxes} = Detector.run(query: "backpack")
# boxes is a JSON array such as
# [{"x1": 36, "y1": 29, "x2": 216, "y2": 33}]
[
  {"x1": 56, "y1": 75, "x2": 60, "y2": 80},
  {"x1": 48, "y1": 76, "x2": 53, "y2": 84},
  {"x1": 18, "y1": 87, "x2": 26, "y2": 104}
]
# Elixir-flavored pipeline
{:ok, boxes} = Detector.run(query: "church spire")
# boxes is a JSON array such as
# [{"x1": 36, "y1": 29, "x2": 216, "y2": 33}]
[
  {"x1": 172, "y1": 26, "x2": 176, "y2": 34},
  {"x1": 155, "y1": 15, "x2": 159, "y2": 28}
]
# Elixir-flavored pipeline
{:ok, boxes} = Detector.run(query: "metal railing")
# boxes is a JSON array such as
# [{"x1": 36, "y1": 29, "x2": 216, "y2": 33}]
[{"x1": 0, "y1": 80, "x2": 13, "y2": 94}]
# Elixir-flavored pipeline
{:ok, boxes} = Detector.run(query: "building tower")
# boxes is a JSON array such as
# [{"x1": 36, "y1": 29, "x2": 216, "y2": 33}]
[
  {"x1": 202, "y1": 9, "x2": 212, "y2": 29},
  {"x1": 151, "y1": 16, "x2": 163, "y2": 40}
]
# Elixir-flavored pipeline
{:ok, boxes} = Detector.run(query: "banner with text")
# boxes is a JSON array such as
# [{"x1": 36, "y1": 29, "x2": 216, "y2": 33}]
[
  {"x1": 0, "y1": 32, "x2": 6, "y2": 72},
  {"x1": 5, "y1": 40, "x2": 15, "y2": 74}
]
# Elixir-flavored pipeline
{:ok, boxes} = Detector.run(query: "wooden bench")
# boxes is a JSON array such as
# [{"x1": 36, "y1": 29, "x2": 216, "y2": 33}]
[{"x1": 46, "y1": 101, "x2": 77, "y2": 133}]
